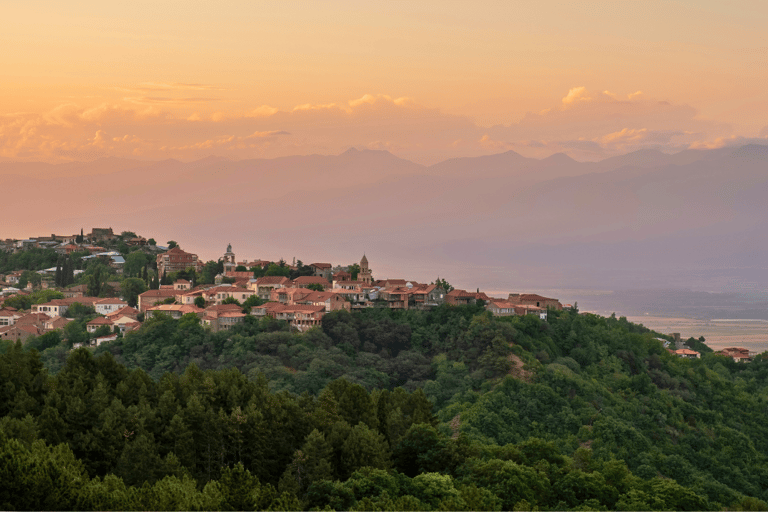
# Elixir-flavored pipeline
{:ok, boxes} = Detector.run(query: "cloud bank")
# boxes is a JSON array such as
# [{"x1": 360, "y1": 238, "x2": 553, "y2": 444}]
[{"x1": 0, "y1": 88, "x2": 757, "y2": 164}]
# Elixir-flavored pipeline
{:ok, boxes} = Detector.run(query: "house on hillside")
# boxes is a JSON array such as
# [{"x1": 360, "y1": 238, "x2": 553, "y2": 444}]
[
  {"x1": 250, "y1": 276, "x2": 291, "y2": 300},
  {"x1": 293, "y1": 291, "x2": 351, "y2": 312},
  {"x1": 0, "y1": 324, "x2": 41, "y2": 343},
  {"x1": 95, "y1": 298, "x2": 128, "y2": 315},
  {"x1": 309, "y1": 263, "x2": 333, "y2": 281},
  {"x1": 177, "y1": 289, "x2": 205, "y2": 306},
  {"x1": 0, "y1": 308, "x2": 22, "y2": 326},
  {"x1": 486, "y1": 301, "x2": 548, "y2": 320},
  {"x1": 145, "y1": 304, "x2": 204, "y2": 320},
  {"x1": 271, "y1": 287, "x2": 313, "y2": 304},
  {"x1": 717, "y1": 347, "x2": 753, "y2": 362},
  {"x1": 5, "y1": 271, "x2": 23, "y2": 285},
  {"x1": 378, "y1": 287, "x2": 412, "y2": 310},
  {"x1": 138, "y1": 288, "x2": 179, "y2": 312},
  {"x1": 333, "y1": 288, "x2": 369, "y2": 307},
  {"x1": 445, "y1": 289, "x2": 479, "y2": 306},
  {"x1": 674, "y1": 349, "x2": 701, "y2": 359},
  {"x1": 174, "y1": 279, "x2": 191, "y2": 291},
  {"x1": 32, "y1": 300, "x2": 71, "y2": 317},
  {"x1": 203, "y1": 285, "x2": 255, "y2": 306},
  {"x1": 332, "y1": 271, "x2": 351, "y2": 285},
  {"x1": 507, "y1": 293, "x2": 563, "y2": 310},
  {"x1": 486, "y1": 300, "x2": 517, "y2": 317},
  {"x1": 292, "y1": 276, "x2": 331, "y2": 290},
  {"x1": 156, "y1": 246, "x2": 202, "y2": 276},
  {"x1": 410, "y1": 284, "x2": 446, "y2": 309},
  {"x1": 43, "y1": 315, "x2": 72, "y2": 332},
  {"x1": 87, "y1": 316, "x2": 114, "y2": 333},
  {"x1": 274, "y1": 304, "x2": 325, "y2": 331},
  {"x1": 202, "y1": 304, "x2": 246, "y2": 332},
  {"x1": 62, "y1": 284, "x2": 87, "y2": 298}
]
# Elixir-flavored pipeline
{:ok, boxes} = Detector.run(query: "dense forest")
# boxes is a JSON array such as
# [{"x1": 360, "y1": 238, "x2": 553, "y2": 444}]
[{"x1": 3, "y1": 305, "x2": 768, "y2": 510}]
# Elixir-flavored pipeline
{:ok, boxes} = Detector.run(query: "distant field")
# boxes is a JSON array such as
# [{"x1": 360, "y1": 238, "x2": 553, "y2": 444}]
[{"x1": 625, "y1": 315, "x2": 768, "y2": 354}]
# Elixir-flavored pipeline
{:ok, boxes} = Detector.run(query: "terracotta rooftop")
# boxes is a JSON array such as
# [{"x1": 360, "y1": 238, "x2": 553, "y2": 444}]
[{"x1": 255, "y1": 276, "x2": 292, "y2": 285}]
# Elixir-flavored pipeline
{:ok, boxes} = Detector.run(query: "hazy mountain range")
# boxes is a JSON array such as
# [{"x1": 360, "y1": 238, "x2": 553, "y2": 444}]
[{"x1": 4, "y1": 144, "x2": 768, "y2": 299}]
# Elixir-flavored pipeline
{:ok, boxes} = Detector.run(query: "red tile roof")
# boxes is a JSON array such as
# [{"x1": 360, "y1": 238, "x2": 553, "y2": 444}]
[
  {"x1": 292, "y1": 276, "x2": 331, "y2": 287},
  {"x1": 87, "y1": 316, "x2": 114, "y2": 326},
  {"x1": 255, "y1": 276, "x2": 292, "y2": 285},
  {"x1": 140, "y1": 289, "x2": 178, "y2": 298},
  {"x1": 225, "y1": 271, "x2": 254, "y2": 278},
  {"x1": 16, "y1": 313, "x2": 51, "y2": 325},
  {"x1": 106, "y1": 306, "x2": 140, "y2": 319},
  {"x1": 95, "y1": 298, "x2": 128, "y2": 305},
  {"x1": 147, "y1": 304, "x2": 204, "y2": 314}
]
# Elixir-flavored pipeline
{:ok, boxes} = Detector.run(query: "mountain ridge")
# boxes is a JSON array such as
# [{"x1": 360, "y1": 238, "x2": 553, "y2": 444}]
[{"x1": 4, "y1": 144, "x2": 768, "y2": 293}]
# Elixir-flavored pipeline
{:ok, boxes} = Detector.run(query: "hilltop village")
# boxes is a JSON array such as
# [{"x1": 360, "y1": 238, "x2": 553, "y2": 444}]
[{"x1": 0, "y1": 228, "x2": 750, "y2": 361}]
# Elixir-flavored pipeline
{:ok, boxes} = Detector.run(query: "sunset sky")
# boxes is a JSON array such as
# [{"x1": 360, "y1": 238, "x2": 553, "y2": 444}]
[{"x1": 2, "y1": 1, "x2": 767, "y2": 164}]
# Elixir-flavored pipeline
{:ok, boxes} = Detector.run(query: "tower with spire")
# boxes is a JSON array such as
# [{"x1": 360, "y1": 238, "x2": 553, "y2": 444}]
[
  {"x1": 222, "y1": 243, "x2": 236, "y2": 273},
  {"x1": 359, "y1": 254, "x2": 372, "y2": 284}
]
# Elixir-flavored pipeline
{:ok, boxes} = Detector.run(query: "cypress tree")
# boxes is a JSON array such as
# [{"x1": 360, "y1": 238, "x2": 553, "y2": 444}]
[
  {"x1": 61, "y1": 257, "x2": 69, "y2": 286},
  {"x1": 54, "y1": 257, "x2": 62, "y2": 287},
  {"x1": 66, "y1": 256, "x2": 75, "y2": 286}
]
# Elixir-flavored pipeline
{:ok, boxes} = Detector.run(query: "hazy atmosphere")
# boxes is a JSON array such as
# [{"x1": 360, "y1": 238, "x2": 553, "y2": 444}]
[
  {"x1": 3, "y1": 1, "x2": 768, "y2": 309},
  {"x1": 6, "y1": 3, "x2": 768, "y2": 511},
  {"x1": 2, "y1": 2, "x2": 767, "y2": 164}
]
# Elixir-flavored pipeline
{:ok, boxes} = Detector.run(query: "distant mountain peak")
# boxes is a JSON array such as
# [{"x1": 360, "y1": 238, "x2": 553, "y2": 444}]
[
  {"x1": 193, "y1": 155, "x2": 229, "y2": 163},
  {"x1": 543, "y1": 152, "x2": 576, "y2": 163}
]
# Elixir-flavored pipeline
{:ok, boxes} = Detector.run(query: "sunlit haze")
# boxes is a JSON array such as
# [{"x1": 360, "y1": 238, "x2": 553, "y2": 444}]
[
  {"x1": 4, "y1": 1, "x2": 768, "y2": 299},
  {"x1": 2, "y1": 1, "x2": 767, "y2": 164}
]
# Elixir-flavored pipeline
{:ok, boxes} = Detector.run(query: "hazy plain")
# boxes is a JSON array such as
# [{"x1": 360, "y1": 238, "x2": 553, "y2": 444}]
[{"x1": 625, "y1": 316, "x2": 768, "y2": 353}]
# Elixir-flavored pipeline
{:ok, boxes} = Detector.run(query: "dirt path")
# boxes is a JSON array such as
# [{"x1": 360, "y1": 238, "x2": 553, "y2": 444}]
[{"x1": 507, "y1": 352, "x2": 533, "y2": 382}]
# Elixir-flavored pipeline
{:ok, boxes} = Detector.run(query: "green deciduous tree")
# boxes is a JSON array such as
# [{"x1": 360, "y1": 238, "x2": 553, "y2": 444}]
[
  {"x1": 121, "y1": 277, "x2": 147, "y2": 308},
  {"x1": 123, "y1": 251, "x2": 150, "y2": 277}
]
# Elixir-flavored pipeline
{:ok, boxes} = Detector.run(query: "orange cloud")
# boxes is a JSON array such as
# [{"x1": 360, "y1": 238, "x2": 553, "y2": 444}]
[
  {"x1": 562, "y1": 87, "x2": 591, "y2": 106},
  {"x1": 0, "y1": 88, "x2": 744, "y2": 164},
  {"x1": 478, "y1": 134, "x2": 511, "y2": 150},
  {"x1": 486, "y1": 87, "x2": 731, "y2": 160},
  {"x1": 601, "y1": 128, "x2": 648, "y2": 144}
]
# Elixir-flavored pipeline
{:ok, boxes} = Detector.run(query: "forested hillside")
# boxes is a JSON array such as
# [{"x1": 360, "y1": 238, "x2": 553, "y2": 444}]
[{"x1": 2, "y1": 306, "x2": 768, "y2": 510}]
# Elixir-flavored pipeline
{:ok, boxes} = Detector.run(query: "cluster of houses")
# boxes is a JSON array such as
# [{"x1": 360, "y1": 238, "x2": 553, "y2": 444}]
[
  {"x1": 4, "y1": 236, "x2": 765, "y2": 364},
  {"x1": 659, "y1": 333, "x2": 756, "y2": 362},
  {"x1": 0, "y1": 227, "x2": 151, "y2": 253},
  {"x1": 1, "y1": 228, "x2": 162, "y2": 283},
  {"x1": 136, "y1": 248, "x2": 567, "y2": 332},
  {"x1": 0, "y1": 295, "x2": 139, "y2": 345},
  {"x1": 715, "y1": 346, "x2": 754, "y2": 362},
  {"x1": 2, "y1": 236, "x2": 764, "y2": 365},
  {"x1": 1, "y1": 239, "x2": 571, "y2": 346},
  {"x1": 0, "y1": 307, "x2": 71, "y2": 342}
]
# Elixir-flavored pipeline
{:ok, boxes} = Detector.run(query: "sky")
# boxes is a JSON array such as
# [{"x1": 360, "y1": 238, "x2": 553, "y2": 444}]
[{"x1": 1, "y1": 1, "x2": 767, "y2": 164}]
